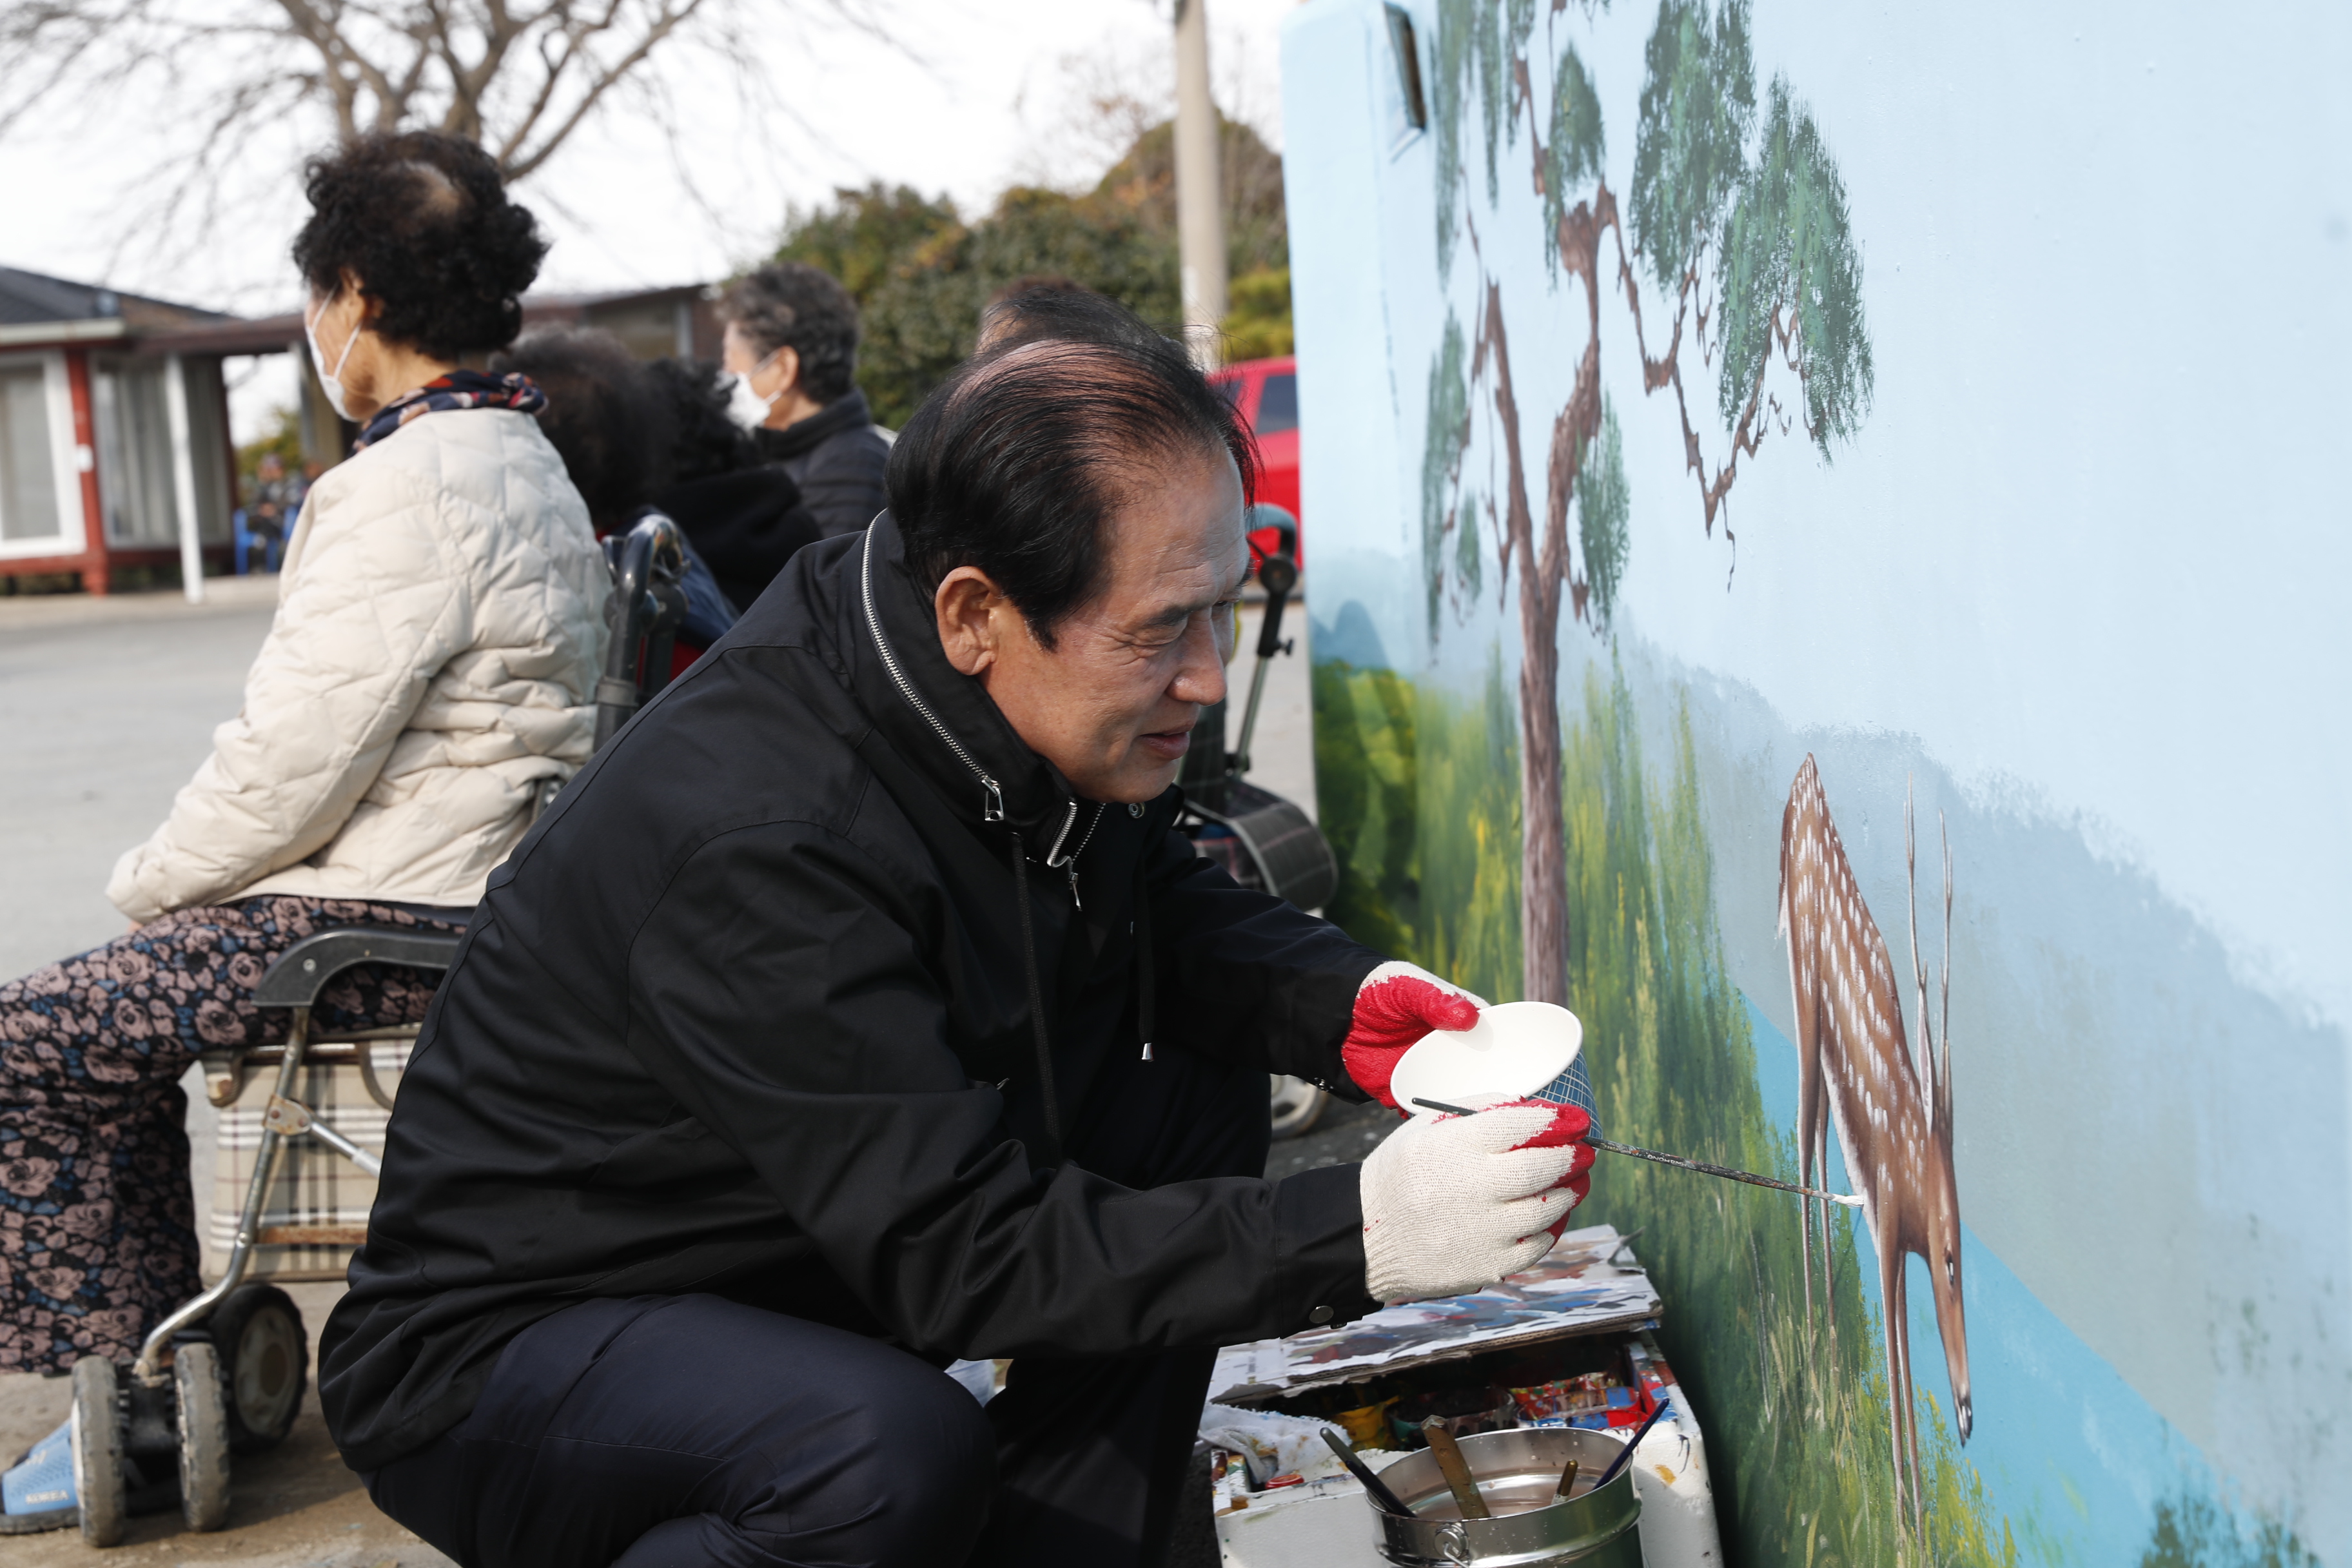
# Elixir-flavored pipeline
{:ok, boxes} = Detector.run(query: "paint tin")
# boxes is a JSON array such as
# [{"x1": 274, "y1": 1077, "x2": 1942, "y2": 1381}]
[{"x1": 1369, "y1": 1426, "x2": 1642, "y2": 1567}]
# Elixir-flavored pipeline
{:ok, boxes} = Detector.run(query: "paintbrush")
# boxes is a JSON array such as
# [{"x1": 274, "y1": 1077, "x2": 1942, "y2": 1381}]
[
  {"x1": 1590, "y1": 1398, "x2": 1675, "y2": 1491},
  {"x1": 1319, "y1": 1429, "x2": 1413, "y2": 1516},
  {"x1": 1420, "y1": 1417, "x2": 1491, "y2": 1519},
  {"x1": 1409, "y1": 1098, "x2": 1865, "y2": 1208}
]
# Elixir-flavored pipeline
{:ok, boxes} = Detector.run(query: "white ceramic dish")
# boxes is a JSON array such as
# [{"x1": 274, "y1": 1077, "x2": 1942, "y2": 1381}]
[{"x1": 1391, "y1": 1001, "x2": 1584, "y2": 1117}]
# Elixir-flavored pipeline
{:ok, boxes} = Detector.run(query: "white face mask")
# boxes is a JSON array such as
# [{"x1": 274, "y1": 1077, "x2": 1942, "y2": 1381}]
[
  {"x1": 304, "y1": 299, "x2": 360, "y2": 423},
  {"x1": 722, "y1": 355, "x2": 781, "y2": 431}
]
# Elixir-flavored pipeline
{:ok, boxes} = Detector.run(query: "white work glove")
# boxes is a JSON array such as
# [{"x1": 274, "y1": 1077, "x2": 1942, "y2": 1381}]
[{"x1": 1358, "y1": 1101, "x2": 1593, "y2": 1305}]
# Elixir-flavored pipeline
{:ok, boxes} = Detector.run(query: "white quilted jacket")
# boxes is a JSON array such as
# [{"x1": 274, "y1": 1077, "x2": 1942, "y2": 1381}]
[{"x1": 107, "y1": 408, "x2": 609, "y2": 924}]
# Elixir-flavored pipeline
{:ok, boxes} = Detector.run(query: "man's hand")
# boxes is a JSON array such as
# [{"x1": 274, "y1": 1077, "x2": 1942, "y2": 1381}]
[
  {"x1": 1358, "y1": 1101, "x2": 1595, "y2": 1304},
  {"x1": 1341, "y1": 961, "x2": 1484, "y2": 1108}
]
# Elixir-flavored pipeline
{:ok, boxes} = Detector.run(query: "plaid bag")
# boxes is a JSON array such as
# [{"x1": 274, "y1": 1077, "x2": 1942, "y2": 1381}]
[{"x1": 207, "y1": 1043, "x2": 410, "y2": 1282}]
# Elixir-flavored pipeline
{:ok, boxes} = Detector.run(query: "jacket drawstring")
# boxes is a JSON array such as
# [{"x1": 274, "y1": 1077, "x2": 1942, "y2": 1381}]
[
  {"x1": 1134, "y1": 855, "x2": 1155, "y2": 1061},
  {"x1": 1008, "y1": 830, "x2": 1063, "y2": 1168}
]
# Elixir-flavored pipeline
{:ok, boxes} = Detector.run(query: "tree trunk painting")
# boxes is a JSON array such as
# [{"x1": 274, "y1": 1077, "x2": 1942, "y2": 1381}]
[{"x1": 1422, "y1": 0, "x2": 1872, "y2": 1004}]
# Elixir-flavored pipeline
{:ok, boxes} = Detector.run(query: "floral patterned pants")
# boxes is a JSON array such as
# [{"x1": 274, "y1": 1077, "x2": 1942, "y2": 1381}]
[{"x1": 0, "y1": 897, "x2": 464, "y2": 1375}]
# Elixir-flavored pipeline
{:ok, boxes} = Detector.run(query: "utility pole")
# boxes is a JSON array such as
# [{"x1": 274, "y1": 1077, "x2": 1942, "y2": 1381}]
[{"x1": 1172, "y1": 0, "x2": 1226, "y2": 371}]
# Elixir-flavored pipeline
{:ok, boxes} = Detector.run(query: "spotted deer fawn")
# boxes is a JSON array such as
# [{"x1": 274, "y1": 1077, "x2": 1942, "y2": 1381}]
[{"x1": 1778, "y1": 755, "x2": 1970, "y2": 1537}]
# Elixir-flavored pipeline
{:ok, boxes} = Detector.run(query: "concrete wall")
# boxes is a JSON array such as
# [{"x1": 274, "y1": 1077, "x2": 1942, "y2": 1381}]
[{"x1": 1284, "y1": 2, "x2": 2349, "y2": 1562}]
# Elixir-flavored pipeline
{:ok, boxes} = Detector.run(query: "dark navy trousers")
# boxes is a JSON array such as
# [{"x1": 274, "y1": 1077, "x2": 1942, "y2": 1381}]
[{"x1": 364, "y1": 1044, "x2": 1271, "y2": 1567}]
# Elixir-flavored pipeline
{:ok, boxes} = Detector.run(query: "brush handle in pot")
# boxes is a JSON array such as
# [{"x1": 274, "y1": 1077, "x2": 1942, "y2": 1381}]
[
  {"x1": 1420, "y1": 1417, "x2": 1491, "y2": 1520},
  {"x1": 1319, "y1": 1430, "x2": 1413, "y2": 1517}
]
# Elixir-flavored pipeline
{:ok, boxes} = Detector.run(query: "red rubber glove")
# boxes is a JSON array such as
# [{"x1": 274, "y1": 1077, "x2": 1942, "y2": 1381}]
[
  {"x1": 1342, "y1": 961, "x2": 1486, "y2": 1108},
  {"x1": 1504, "y1": 1100, "x2": 1598, "y2": 1220}
]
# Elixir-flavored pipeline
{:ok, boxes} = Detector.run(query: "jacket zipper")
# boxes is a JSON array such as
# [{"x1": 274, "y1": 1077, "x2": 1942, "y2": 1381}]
[
  {"x1": 1045, "y1": 801, "x2": 1106, "y2": 908},
  {"x1": 861, "y1": 529, "x2": 1005, "y2": 822}
]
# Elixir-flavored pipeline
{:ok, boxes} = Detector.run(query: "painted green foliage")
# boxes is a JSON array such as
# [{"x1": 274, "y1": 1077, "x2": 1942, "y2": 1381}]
[
  {"x1": 1577, "y1": 400, "x2": 1630, "y2": 627},
  {"x1": 2140, "y1": 1496, "x2": 2323, "y2": 1568},
  {"x1": 1629, "y1": 0, "x2": 1755, "y2": 295},
  {"x1": 1423, "y1": 0, "x2": 1877, "y2": 662},
  {"x1": 1716, "y1": 78, "x2": 1874, "y2": 455},
  {"x1": 1317, "y1": 660, "x2": 2014, "y2": 1567},
  {"x1": 1421, "y1": 313, "x2": 1471, "y2": 642},
  {"x1": 1314, "y1": 659, "x2": 1421, "y2": 963}
]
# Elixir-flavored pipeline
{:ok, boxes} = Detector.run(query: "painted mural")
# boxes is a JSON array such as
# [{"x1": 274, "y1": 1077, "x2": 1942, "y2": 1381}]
[{"x1": 1283, "y1": 1, "x2": 2349, "y2": 1563}]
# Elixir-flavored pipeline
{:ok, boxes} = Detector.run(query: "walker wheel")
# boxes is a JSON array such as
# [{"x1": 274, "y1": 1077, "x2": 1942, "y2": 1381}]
[
  {"x1": 210, "y1": 1284, "x2": 308, "y2": 1452},
  {"x1": 174, "y1": 1342, "x2": 231, "y2": 1531},
  {"x1": 1269, "y1": 1075, "x2": 1329, "y2": 1139},
  {"x1": 69, "y1": 1356, "x2": 126, "y2": 1547}
]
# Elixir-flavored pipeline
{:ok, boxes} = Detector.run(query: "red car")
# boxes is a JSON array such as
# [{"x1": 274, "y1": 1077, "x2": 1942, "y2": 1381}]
[{"x1": 1211, "y1": 355, "x2": 1300, "y2": 564}]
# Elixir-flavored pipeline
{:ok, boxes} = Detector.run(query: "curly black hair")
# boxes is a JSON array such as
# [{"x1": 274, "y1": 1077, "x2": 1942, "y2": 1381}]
[
  {"x1": 292, "y1": 132, "x2": 547, "y2": 360},
  {"x1": 644, "y1": 357, "x2": 760, "y2": 485},
  {"x1": 489, "y1": 327, "x2": 666, "y2": 529},
  {"x1": 718, "y1": 264, "x2": 860, "y2": 405}
]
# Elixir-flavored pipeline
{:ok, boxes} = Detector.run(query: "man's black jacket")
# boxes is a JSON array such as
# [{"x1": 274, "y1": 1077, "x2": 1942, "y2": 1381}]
[
  {"x1": 318, "y1": 513, "x2": 1384, "y2": 1473},
  {"x1": 753, "y1": 387, "x2": 891, "y2": 539}
]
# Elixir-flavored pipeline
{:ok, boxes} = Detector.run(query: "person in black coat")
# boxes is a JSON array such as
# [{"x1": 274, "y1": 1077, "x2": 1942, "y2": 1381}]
[
  {"x1": 490, "y1": 328, "x2": 739, "y2": 649},
  {"x1": 644, "y1": 355, "x2": 823, "y2": 613},
  {"x1": 717, "y1": 261, "x2": 892, "y2": 539},
  {"x1": 320, "y1": 312, "x2": 1595, "y2": 1568}
]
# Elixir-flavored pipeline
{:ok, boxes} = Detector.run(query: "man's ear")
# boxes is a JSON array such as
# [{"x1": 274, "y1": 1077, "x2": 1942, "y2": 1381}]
[{"x1": 935, "y1": 567, "x2": 1006, "y2": 676}]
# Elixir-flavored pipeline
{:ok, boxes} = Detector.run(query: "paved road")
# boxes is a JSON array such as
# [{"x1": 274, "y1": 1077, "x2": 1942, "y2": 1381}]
[
  {"x1": 0, "y1": 576, "x2": 281, "y2": 977},
  {"x1": 0, "y1": 576, "x2": 1355, "y2": 1555}
]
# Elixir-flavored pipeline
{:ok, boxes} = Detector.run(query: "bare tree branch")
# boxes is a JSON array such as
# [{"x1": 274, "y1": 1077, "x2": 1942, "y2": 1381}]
[{"x1": 0, "y1": 0, "x2": 898, "y2": 276}]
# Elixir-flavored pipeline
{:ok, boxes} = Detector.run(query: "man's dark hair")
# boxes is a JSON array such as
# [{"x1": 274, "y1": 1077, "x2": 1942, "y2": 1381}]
[
  {"x1": 645, "y1": 358, "x2": 761, "y2": 485},
  {"x1": 291, "y1": 132, "x2": 547, "y2": 360},
  {"x1": 888, "y1": 318, "x2": 1257, "y2": 651},
  {"x1": 976, "y1": 279, "x2": 1168, "y2": 355},
  {"x1": 490, "y1": 327, "x2": 662, "y2": 529},
  {"x1": 719, "y1": 264, "x2": 861, "y2": 405}
]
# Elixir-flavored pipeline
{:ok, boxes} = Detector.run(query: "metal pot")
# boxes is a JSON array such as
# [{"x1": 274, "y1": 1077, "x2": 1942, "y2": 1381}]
[{"x1": 1368, "y1": 1427, "x2": 1642, "y2": 1568}]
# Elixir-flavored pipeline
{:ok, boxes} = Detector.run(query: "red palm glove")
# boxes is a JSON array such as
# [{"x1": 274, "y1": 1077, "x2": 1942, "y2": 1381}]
[
  {"x1": 1504, "y1": 1100, "x2": 1598, "y2": 1218},
  {"x1": 1342, "y1": 961, "x2": 1486, "y2": 1108}
]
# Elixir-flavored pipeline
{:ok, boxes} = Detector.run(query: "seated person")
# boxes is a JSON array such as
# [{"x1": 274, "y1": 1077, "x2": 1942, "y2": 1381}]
[
  {"x1": 490, "y1": 326, "x2": 740, "y2": 659},
  {"x1": 644, "y1": 355, "x2": 824, "y2": 615},
  {"x1": 319, "y1": 311, "x2": 1594, "y2": 1568},
  {"x1": 0, "y1": 127, "x2": 605, "y2": 1516}
]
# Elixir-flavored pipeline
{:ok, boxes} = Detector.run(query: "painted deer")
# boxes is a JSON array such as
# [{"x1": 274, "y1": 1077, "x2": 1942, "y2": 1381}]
[{"x1": 1777, "y1": 756, "x2": 1970, "y2": 1538}]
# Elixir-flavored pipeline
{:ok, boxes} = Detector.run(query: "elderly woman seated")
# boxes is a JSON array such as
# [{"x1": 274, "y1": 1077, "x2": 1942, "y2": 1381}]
[{"x1": 0, "y1": 129, "x2": 605, "y2": 1524}]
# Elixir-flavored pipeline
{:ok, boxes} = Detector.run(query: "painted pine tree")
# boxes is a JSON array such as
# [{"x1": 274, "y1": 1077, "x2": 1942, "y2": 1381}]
[{"x1": 1421, "y1": 0, "x2": 1873, "y2": 1006}]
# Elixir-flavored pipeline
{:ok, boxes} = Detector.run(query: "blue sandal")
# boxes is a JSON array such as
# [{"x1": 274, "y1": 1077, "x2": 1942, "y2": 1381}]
[{"x1": 1, "y1": 1419, "x2": 77, "y2": 1534}]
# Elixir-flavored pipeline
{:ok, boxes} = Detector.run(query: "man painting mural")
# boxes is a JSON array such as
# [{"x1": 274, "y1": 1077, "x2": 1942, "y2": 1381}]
[{"x1": 319, "y1": 307, "x2": 1595, "y2": 1567}]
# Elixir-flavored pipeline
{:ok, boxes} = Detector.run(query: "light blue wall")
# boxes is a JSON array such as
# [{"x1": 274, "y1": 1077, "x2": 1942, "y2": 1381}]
[{"x1": 1283, "y1": 1, "x2": 2350, "y2": 1559}]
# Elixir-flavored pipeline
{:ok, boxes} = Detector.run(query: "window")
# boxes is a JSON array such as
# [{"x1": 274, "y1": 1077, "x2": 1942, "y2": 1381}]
[
  {"x1": 1253, "y1": 373, "x2": 1298, "y2": 436},
  {"x1": 93, "y1": 358, "x2": 179, "y2": 546},
  {"x1": 0, "y1": 362, "x2": 61, "y2": 542}
]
